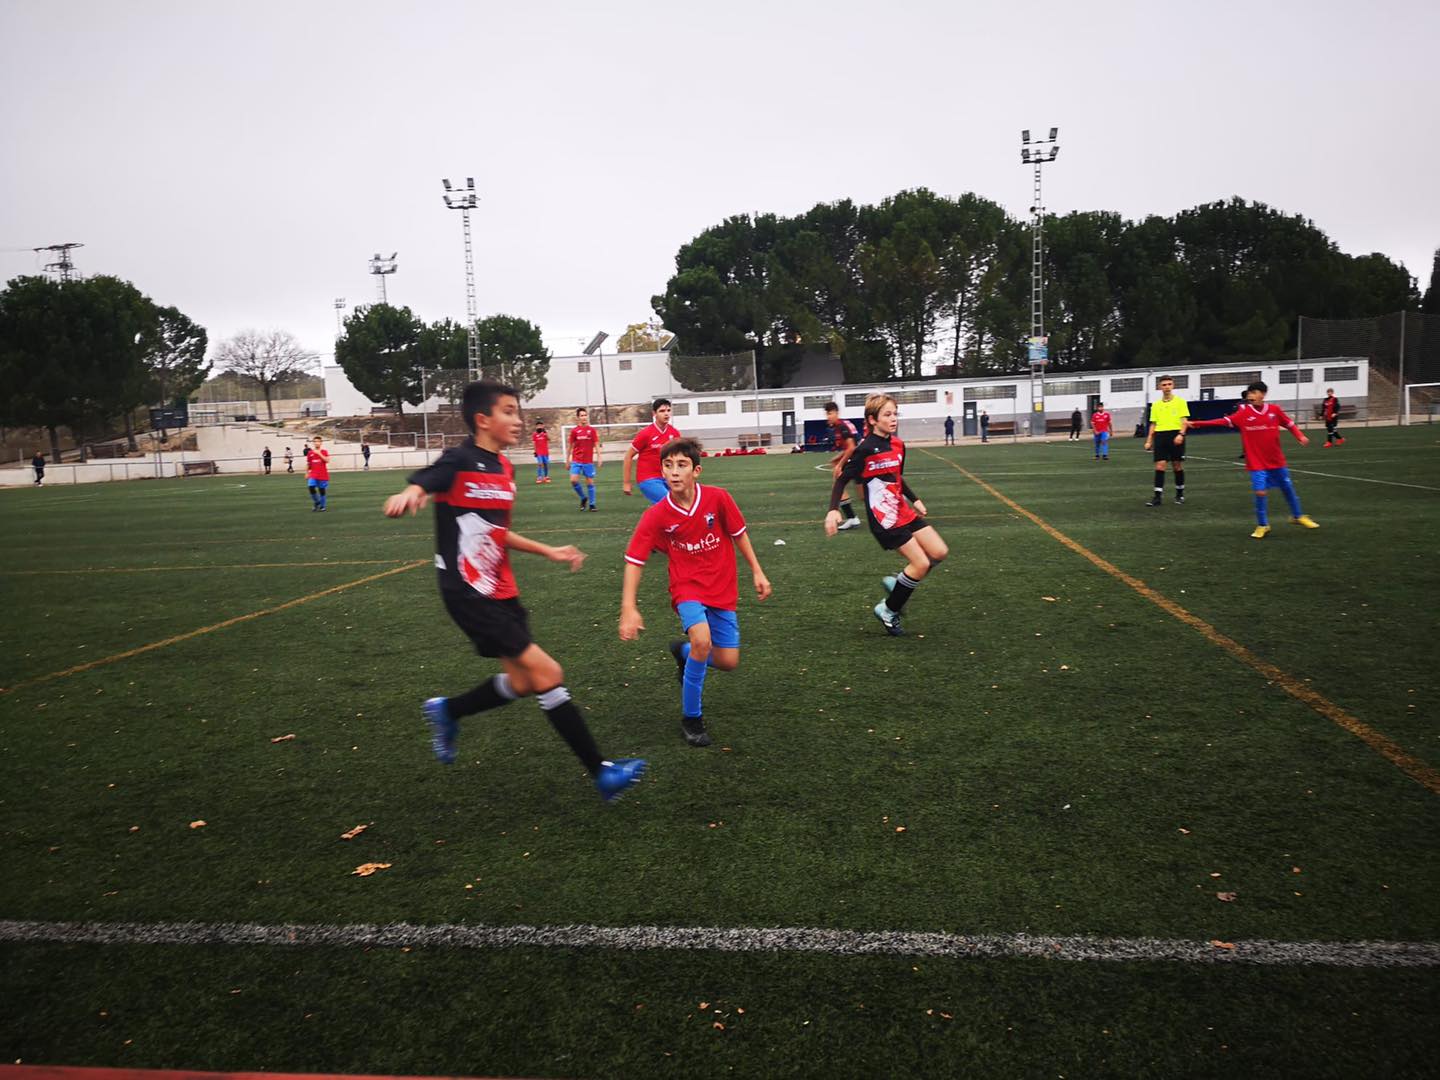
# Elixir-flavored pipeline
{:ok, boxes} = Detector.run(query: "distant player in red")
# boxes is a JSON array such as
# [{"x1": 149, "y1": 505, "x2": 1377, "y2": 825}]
[
  {"x1": 1188, "y1": 380, "x2": 1317, "y2": 539},
  {"x1": 824, "y1": 393, "x2": 948, "y2": 636},
  {"x1": 567, "y1": 407, "x2": 600, "y2": 511},
  {"x1": 622, "y1": 398, "x2": 682, "y2": 504},
  {"x1": 1321, "y1": 388, "x2": 1346, "y2": 447},
  {"x1": 382, "y1": 380, "x2": 646, "y2": 801},
  {"x1": 823, "y1": 401, "x2": 864, "y2": 530},
  {"x1": 1090, "y1": 402, "x2": 1113, "y2": 461},
  {"x1": 619, "y1": 438, "x2": 772, "y2": 748},
  {"x1": 531, "y1": 423, "x2": 551, "y2": 484},
  {"x1": 304, "y1": 435, "x2": 330, "y2": 511}
]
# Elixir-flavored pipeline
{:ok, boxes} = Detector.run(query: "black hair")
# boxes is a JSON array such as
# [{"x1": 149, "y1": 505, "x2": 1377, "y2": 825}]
[
  {"x1": 652, "y1": 398, "x2": 671, "y2": 411},
  {"x1": 575, "y1": 406, "x2": 588, "y2": 416},
  {"x1": 462, "y1": 380, "x2": 518, "y2": 434},
  {"x1": 1246, "y1": 381, "x2": 1268, "y2": 394},
  {"x1": 823, "y1": 401, "x2": 839, "y2": 413},
  {"x1": 659, "y1": 437, "x2": 703, "y2": 467}
]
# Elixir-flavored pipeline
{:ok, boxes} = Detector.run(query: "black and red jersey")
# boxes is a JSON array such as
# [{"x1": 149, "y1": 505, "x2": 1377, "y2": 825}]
[
  {"x1": 831, "y1": 433, "x2": 919, "y2": 531},
  {"x1": 407, "y1": 443, "x2": 518, "y2": 600},
  {"x1": 829, "y1": 418, "x2": 858, "y2": 452}
]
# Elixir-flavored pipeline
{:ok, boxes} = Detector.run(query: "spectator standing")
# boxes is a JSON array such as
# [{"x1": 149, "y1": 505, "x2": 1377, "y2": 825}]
[
  {"x1": 1070, "y1": 408, "x2": 1083, "y2": 440},
  {"x1": 980, "y1": 411, "x2": 990, "y2": 443},
  {"x1": 285, "y1": 448, "x2": 295, "y2": 474},
  {"x1": 262, "y1": 447, "x2": 273, "y2": 475},
  {"x1": 32, "y1": 452, "x2": 45, "y2": 485},
  {"x1": 943, "y1": 416, "x2": 955, "y2": 446},
  {"x1": 361, "y1": 440, "x2": 372, "y2": 469}
]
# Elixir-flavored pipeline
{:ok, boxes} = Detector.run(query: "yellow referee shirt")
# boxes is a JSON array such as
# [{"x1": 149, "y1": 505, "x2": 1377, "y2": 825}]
[{"x1": 1150, "y1": 396, "x2": 1190, "y2": 432}]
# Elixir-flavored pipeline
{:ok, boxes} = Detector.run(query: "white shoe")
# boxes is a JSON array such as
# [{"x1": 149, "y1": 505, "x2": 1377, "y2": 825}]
[{"x1": 837, "y1": 517, "x2": 863, "y2": 530}]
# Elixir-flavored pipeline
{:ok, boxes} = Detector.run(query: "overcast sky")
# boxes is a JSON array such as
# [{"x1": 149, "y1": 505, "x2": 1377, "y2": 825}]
[{"x1": 3, "y1": 0, "x2": 1436, "y2": 367}]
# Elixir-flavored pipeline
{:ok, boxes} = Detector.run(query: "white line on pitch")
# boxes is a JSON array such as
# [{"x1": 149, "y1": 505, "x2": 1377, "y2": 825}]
[
  {"x1": 1185, "y1": 454, "x2": 1440, "y2": 492},
  {"x1": 1, "y1": 919, "x2": 1435, "y2": 969}
]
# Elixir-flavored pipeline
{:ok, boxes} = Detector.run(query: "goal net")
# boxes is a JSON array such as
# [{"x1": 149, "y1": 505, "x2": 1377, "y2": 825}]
[
  {"x1": 668, "y1": 351, "x2": 757, "y2": 393},
  {"x1": 1299, "y1": 312, "x2": 1440, "y2": 419},
  {"x1": 1404, "y1": 382, "x2": 1440, "y2": 425}
]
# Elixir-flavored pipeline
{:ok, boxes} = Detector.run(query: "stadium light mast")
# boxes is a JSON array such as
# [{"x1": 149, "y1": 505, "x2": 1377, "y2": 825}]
[
  {"x1": 1020, "y1": 127, "x2": 1060, "y2": 434},
  {"x1": 35, "y1": 242, "x2": 83, "y2": 282},
  {"x1": 583, "y1": 331, "x2": 611, "y2": 425},
  {"x1": 333, "y1": 297, "x2": 347, "y2": 340},
  {"x1": 369, "y1": 252, "x2": 398, "y2": 304},
  {"x1": 441, "y1": 177, "x2": 481, "y2": 380}
]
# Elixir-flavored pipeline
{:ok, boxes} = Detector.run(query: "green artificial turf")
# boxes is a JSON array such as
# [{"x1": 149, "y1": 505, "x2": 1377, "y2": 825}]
[{"x1": 2, "y1": 426, "x2": 1437, "y2": 1077}]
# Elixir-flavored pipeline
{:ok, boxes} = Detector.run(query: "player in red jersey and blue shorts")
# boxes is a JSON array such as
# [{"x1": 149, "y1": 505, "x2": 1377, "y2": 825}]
[
  {"x1": 304, "y1": 435, "x2": 330, "y2": 511},
  {"x1": 1090, "y1": 402, "x2": 1113, "y2": 461},
  {"x1": 1188, "y1": 380, "x2": 1318, "y2": 539},
  {"x1": 619, "y1": 438, "x2": 772, "y2": 747},
  {"x1": 383, "y1": 380, "x2": 646, "y2": 801},
  {"x1": 567, "y1": 407, "x2": 600, "y2": 511},
  {"x1": 623, "y1": 398, "x2": 683, "y2": 504},
  {"x1": 824, "y1": 393, "x2": 949, "y2": 636},
  {"x1": 531, "y1": 422, "x2": 551, "y2": 483}
]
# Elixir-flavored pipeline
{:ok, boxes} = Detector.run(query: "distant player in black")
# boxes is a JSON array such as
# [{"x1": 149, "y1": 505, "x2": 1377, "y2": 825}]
[
  {"x1": 382, "y1": 380, "x2": 646, "y2": 801},
  {"x1": 262, "y1": 447, "x2": 272, "y2": 475},
  {"x1": 824, "y1": 393, "x2": 949, "y2": 636},
  {"x1": 31, "y1": 452, "x2": 45, "y2": 485},
  {"x1": 823, "y1": 401, "x2": 863, "y2": 531}
]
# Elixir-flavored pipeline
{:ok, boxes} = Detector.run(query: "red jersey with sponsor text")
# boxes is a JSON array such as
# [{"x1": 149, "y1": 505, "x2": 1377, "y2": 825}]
[
  {"x1": 629, "y1": 422, "x2": 683, "y2": 482},
  {"x1": 305, "y1": 447, "x2": 330, "y2": 481},
  {"x1": 407, "y1": 443, "x2": 518, "y2": 599},
  {"x1": 532, "y1": 430, "x2": 550, "y2": 457},
  {"x1": 1189, "y1": 402, "x2": 1299, "y2": 471},
  {"x1": 624, "y1": 483, "x2": 747, "y2": 610},
  {"x1": 1091, "y1": 410, "x2": 1112, "y2": 434},
  {"x1": 838, "y1": 433, "x2": 918, "y2": 531},
  {"x1": 569, "y1": 424, "x2": 598, "y2": 464}
]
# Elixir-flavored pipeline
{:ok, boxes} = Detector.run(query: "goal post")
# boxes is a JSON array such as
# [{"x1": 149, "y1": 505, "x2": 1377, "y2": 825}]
[
  {"x1": 1403, "y1": 382, "x2": 1440, "y2": 425},
  {"x1": 557, "y1": 421, "x2": 648, "y2": 462}
]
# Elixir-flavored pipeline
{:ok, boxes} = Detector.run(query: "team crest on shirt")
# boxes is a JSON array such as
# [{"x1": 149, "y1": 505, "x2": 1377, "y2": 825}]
[{"x1": 704, "y1": 512, "x2": 716, "y2": 528}]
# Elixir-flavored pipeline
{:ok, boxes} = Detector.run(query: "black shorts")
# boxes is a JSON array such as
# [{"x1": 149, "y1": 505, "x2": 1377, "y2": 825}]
[
  {"x1": 870, "y1": 515, "x2": 930, "y2": 551},
  {"x1": 441, "y1": 591, "x2": 533, "y2": 659},
  {"x1": 1152, "y1": 431, "x2": 1185, "y2": 463}
]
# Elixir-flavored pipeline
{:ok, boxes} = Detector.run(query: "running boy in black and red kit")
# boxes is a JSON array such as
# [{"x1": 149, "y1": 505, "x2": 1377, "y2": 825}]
[
  {"x1": 824, "y1": 392, "x2": 949, "y2": 636},
  {"x1": 382, "y1": 380, "x2": 646, "y2": 801}
]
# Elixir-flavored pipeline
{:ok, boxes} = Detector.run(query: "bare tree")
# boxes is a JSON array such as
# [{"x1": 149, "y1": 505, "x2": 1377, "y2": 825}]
[{"x1": 213, "y1": 329, "x2": 316, "y2": 419}]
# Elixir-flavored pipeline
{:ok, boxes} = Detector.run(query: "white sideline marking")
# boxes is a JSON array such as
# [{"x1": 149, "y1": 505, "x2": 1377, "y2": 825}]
[
  {"x1": 0, "y1": 919, "x2": 1435, "y2": 969},
  {"x1": 1186, "y1": 453, "x2": 1440, "y2": 493}
]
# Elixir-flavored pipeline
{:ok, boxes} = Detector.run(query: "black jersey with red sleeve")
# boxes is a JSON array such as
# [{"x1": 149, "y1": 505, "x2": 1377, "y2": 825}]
[
  {"x1": 407, "y1": 444, "x2": 518, "y2": 600},
  {"x1": 829, "y1": 418, "x2": 858, "y2": 452},
  {"x1": 830, "y1": 433, "x2": 919, "y2": 530}
]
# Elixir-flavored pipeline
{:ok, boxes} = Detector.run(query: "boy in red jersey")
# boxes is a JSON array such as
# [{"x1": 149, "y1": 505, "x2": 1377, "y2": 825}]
[
  {"x1": 567, "y1": 407, "x2": 600, "y2": 511},
  {"x1": 823, "y1": 401, "x2": 864, "y2": 530},
  {"x1": 304, "y1": 435, "x2": 330, "y2": 511},
  {"x1": 1090, "y1": 401, "x2": 1113, "y2": 461},
  {"x1": 531, "y1": 422, "x2": 551, "y2": 484},
  {"x1": 824, "y1": 393, "x2": 949, "y2": 636},
  {"x1": 622, "y1": 398, "x2": 683, "y2": 504},
  {"x1": 619, "y1": 438, "x2": 772, "y2": 747},
  {"x1": 1188, "y1": 380, "x2": 1317, "y2": 539},
  {"x1": 383, "y1": 380, "x2": 646, "y2": 800}
]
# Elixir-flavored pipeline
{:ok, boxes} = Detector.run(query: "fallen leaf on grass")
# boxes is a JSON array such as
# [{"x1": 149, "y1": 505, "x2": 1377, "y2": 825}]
[
  {"x1": 352, "y1": 862, "x2": 392, "y2": 877},
  {"x1": 895, "y1": 826, "x2": 907, "y2": 833},
  {"x1": 189, "y1": 820, "x2": 206, "y2": 829},
  {"x1": 270, "y1": 733, "x2": 296, "y2": 743},
  {"x1": 1209, "y1": 940, "x2": 1236, "y2": 950},
  {"x1": 340, "y1": 823, "x2": 371, "y2": 841},
  {"x1": 1042, "y1": 596, "x2": 1058, "y2": 602},
  {"x1": 1216, "y1": 891, "x2": 1237, "y2": 902},
  {"x1": 1177, "y1": 828, "x2": 1191, "y2": 835}
]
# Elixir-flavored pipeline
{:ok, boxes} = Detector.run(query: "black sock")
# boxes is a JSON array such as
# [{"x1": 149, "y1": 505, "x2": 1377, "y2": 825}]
[
  {"x1": 887, "y1": 571, "x2": 920, "y2": 613},
  {"x1": 537, "y1": 687, "x2": 604, "y2": 776},
  {"x1": 1175, "y1": 470, "x2": 1185, "y2": 496},
  {"x1": 1153, "y1": 470, "x2": 1165, "y2": 494},
  {"x1": 840, "y1": 499, "x2": 857, "y2": 521},
  {"x1": 447, "y1": 674, "x2": 517, "y2": 720}
]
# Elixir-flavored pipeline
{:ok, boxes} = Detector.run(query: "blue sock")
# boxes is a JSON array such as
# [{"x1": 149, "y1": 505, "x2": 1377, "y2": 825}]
[
  {"x1": 587, "y1": 482, "x2": 596, "y2": 507},
  {"x1": 683, "y1": 656, "x2": 708, "y2": 717},
  {"x1": 319, "y1": 491, "x2": 327, "y2": 509},
  {"x1": 1254, "y1": 494, "x2": 1268, "y2": 526},
  {"x1": 572, "y1": 480, "x2": 584, "y2": 498},
  {"x1": 1279, "y1": 479, "x2": 1302, "y2": 517},
  {"x1": 310, "y1": 488, "x2": 319, "y2": 506}
]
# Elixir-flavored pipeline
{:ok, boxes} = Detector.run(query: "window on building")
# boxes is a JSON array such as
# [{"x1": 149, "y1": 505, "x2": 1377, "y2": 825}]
[
  {"x1": 576, "y1": 361, "x2": 590, "y2": 373},
  {"x1": 1109, "y1": 377, "x2": 1143, "y2": 393},
  {"x1": 618, "y1": 357, "x2": 633, "y2": 371},
  {"x1": 741, "y1": 396, "x2": 796, "y2": 413},
  {"x1": 1323, "y1": 366, "x2": 1359, "y2": 382},
  {"x1": 1201, "y1": 370, "x2": 1261, "y2": 389},
  {"x1": 1279, "y1": 368, "x2": 1313, "y2": 385},
  {"x1": 892, "y1": 389, "x2": 938, "y2": 404},
  {"x1": 844, "y1": 392, "x2": 872, "y2": 407},
  {"x1": 1154, "y1": 374, "x2": 1189, "y2": 389},
  {"x1": 804, "y1": 394, "x2": 837, "y2": 409},
  {"x1": 697, "y1": 401, "x2": 727, "y2": 415},
  {"x1": 965, "y1": 385, "x2": 1018, "y2": 400},
  {"x1": 1043, "y1": 380, "x2": 1101, "y2": 396},
  {"x1": 669, "y1": 401, "x2": 690, "y2": 416}
]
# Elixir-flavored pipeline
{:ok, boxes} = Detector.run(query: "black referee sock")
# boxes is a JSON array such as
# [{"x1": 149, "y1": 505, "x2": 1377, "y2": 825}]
[
  {"x1": 1175, "y1": 469, "x2": 1185, "y2": 497},
  {"x1": 1153, "y1": 469, "x2": 1165, "y2": 495},
  {"x1": 886, "y1": 571, "x2": 920, "y2": 613},
  {"x1": 537, "y1": 686, "x2": 604, "y2": 776},
  {"x1": 840, "y1": 498, "x2": 857, "y2": 521},
  {"x1": 447, "y1": 674, "x2": 518, "y2": 720}
]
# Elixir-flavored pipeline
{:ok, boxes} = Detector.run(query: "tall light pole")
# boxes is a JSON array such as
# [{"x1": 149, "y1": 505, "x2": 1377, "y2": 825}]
[
  {"x1": 333, "y1": 297, "x2": 347, "y2": 339},
  {"x1": 441, "y1": 177, "x2": 481, "y2": 380},
  {"x1": 35, "y1": 242, "x2": 83, "y2": 282},
  {"x1": 583, "y1": 331, "x2": 610, "y2": 425},
  {"x1": 1021, "y1": 127, "x2": 1060, "y2": 435},
  {"x1": 369, "y1": 253, "x2": 397, "y2": 304}
]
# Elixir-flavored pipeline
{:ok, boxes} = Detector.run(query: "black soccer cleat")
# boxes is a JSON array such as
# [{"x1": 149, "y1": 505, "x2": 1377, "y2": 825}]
[
  {"x1": 681, "y1": 714, "x2": 712, "y2": 747},
  {"x1": 1175, "y1": 495, "x2": 1185, "y2": 505},
  {"x1": 669, "y1": 639, "x2": 688, "y2": 683},
  {"x1": 1146, "y1": 496, "x2": 1162, "y2": 507}
]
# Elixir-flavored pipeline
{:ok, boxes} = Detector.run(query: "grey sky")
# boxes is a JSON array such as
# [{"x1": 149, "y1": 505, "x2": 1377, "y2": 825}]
[{"x1": 3, "y1": 0, "x2": 1436, "y2": 367}]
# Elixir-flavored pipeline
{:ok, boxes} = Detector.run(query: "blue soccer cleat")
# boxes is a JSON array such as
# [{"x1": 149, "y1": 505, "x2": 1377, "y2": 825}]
[
  {"x1": 873, "y1": 601, "x2": 905, "y2": 636},
  {"x1": 881, "y1": 574, "x2": 897, "y2": 595},
  {"x1": 595, "y1": 757, "x2": 648, "y2": 801},
  {"x1": 423, "y1": 696, "x2": 458, "y2": 764}
]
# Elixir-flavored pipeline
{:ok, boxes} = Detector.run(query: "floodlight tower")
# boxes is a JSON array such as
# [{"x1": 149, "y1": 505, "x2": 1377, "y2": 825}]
[
  {"x1": 583, "y1": 331, "x2": 611, "y2": 424},
  {"x1": 369, "y1": 253, "x2": 398, "y2": 304},
  {"x1": 441, "y1": 177, "x2": 481, "y2": 380},
  {"x1": 35, "y1": 242, "x2": 83, "y2": 282},
  {"x1": 1020, "y1": 127, "x2": 1060, "y2": 434},
  {"x1": 334, "y1": 297, "x2": 347, "y2": 339}
]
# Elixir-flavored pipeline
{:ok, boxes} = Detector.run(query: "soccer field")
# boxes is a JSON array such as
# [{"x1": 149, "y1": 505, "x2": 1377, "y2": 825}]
[{"x1": 2, "y1": 427, "x2": 1438, "y2": 1079}]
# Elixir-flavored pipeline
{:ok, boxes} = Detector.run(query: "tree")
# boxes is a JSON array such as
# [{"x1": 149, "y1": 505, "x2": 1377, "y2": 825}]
[
  {"x1": 615, "y1": 322, "x2": 673, "y2": 352},
  {"x1": 334, "y1": 304, "x2": 423, "y2": 414},
  {"x1": 474, "y1": 314, "x2": 550, "y2": 402},
  {"x1": 142, "y1": 305, "x2": 209, "y2": 439},
  {"x1": 214, "y1": 329, "x2": 316, "y2": 419},
  {"x1": 1419, "y1": 249, "x2": 1440, "y2": 314}
]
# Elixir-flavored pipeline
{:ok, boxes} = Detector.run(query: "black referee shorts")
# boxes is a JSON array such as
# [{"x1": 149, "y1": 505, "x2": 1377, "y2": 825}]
[
  {"x1": 441, "y1": 590, "x2": 534, "y2": 659},
  {"x1": 870, "y1": 515, "x2": 931, "y2": 551},
  {"x1": 1152, "y1": 431, "x2": 1185, "y2": 463}
]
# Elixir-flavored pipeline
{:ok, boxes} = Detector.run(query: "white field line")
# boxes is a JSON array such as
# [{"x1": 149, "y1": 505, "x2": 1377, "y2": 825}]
[
  {"x1": 1185, "y1": 453, "x2": 1440, "y2": 493},
  {"x1": 0, "y1": 919, "x2": 1435, "y2": 969}
]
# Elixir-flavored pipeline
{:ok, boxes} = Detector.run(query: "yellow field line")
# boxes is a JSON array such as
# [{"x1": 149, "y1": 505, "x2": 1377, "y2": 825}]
[
  {"x1": 919, "y1": 448, "x2": 1440, "y2": 795},
  {"x1": 0, "y1": 559, "x2": 410, "y2": 576},
  {"x1": 0, "y1": 560, "x2": 428, "y2": 695}
]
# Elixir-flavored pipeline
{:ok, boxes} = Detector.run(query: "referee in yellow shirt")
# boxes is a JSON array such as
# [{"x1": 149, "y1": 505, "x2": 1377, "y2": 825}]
[{"x1": 1144, "y1": 375, "x2": 1189, "y2": 506}]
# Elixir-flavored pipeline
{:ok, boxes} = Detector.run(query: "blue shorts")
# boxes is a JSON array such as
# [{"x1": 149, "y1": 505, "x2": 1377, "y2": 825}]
[
  {"x1": 308, "y1": 479, "x2": 328, "y2": 490},
  {"x1": 675, "y1": 602, "x2": 740, "y2": 649},
  {"x1": 536, "y1": 455, "x2": 549, "y2": 465},
  {"x1": 638, "y1": 477, "x2": 669, "y2": 504},
  {"x1": 570, "y1": 462, "x2": 596, "y2": 479},
  {"x1": 1093, "y1": 431, "x2": 1110, "y2": 446},
  {"x1": 1250, "y1": 467, "x2": 1291, "y2": 492}
]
